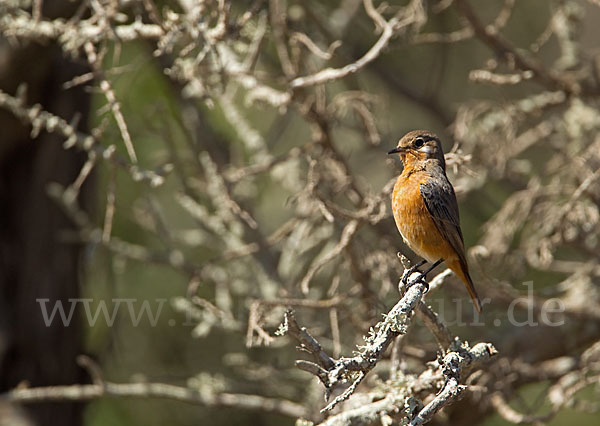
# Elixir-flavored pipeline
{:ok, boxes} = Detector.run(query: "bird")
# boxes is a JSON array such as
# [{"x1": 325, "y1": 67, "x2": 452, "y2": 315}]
[{"x1": 388, "y1": 130, "x2": 482, "y2": 313}]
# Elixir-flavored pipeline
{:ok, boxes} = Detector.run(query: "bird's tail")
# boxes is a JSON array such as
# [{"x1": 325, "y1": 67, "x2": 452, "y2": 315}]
[{"x1": 447, "y1": 259, "x2": 482, "y2": 314}]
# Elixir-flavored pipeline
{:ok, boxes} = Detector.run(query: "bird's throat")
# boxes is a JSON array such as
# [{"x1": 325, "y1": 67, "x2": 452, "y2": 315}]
[{"x1": 401, "y1": 151, "x2": 426, "y2": 174}]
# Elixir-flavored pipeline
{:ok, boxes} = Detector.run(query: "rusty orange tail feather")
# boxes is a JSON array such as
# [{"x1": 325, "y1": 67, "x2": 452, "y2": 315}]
[{"x1": 447, "y1": 259, "x2": 482, "y2": 314}]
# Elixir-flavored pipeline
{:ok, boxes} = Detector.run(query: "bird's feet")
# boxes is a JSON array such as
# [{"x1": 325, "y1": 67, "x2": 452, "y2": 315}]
[
  {"x1": 407, "y1": 258, "x2": 445, "y2": 293},
  {"x1": 401, "y1": 259, "x2": 427, "y2": 288},
  {"x1": 410, "y1": 271, "x2": 430, "y2": 293},
  {"x1": 401, "y1": 260, "x2": 425, "y2": 285}
]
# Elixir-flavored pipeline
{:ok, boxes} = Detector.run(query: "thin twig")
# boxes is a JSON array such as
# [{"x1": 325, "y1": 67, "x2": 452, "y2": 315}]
[{"x1": 85, "y1": 42, "x2": 138, "y2": 164}]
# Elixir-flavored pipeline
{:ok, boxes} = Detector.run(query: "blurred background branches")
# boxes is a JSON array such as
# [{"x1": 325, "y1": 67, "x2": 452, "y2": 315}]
[{"x1": 1, "y1": 0, "x2": 600, "y2": 425}]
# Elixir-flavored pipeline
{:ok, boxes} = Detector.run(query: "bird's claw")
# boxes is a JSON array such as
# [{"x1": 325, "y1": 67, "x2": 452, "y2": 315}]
[
  {"x1": 405, "y1": 272, "x2": 430, "y2": 293},
  {"x1": 402, "y1": 260, "x2": 429, "y2": 292},
  {"x1": 418, "y1": 276, "x2": 430, "y2": 293},
  {"x1": 401, "y1": 268, "x2": 417, "y2": 286},
  {"x1": 401, "y1": 261, "x2": 426, "y2": 286},
  {"x1": 436, "y1": 376, "x2": 449, "y2": 396}
]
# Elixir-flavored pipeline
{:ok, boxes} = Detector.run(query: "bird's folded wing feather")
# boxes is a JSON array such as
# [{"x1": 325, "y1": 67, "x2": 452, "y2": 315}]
[{"x1": 419, "y1": 178, "x2": 467, "y2": 262}]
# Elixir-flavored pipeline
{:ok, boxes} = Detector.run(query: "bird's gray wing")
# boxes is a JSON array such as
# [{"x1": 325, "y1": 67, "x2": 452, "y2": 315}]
[{"x1": 419, "y1": 175, "x2": 466, "y2": 262}]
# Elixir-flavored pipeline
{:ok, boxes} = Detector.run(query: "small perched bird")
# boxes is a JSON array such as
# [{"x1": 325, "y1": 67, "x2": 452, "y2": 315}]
[{"x1": 388, "y1": 130, "x2": 482, "y2": 313}]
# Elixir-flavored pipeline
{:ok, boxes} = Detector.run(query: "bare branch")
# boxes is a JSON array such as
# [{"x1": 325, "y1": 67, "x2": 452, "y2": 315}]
[
  {"x1": 455, "y1": 0, "x2": 580, "y2": 94},
  {"x1": 1, "y1": 381, "x2": 306, "y2": 419},
  {"x1": 0, "y1": 88, "x2": 166, "y2": 186},
  {"x1": 289, "y1": 0, "x2": 424, "y2": 89}
]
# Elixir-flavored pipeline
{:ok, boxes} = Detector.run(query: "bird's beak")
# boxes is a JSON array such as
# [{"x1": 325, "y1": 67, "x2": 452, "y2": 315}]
[{"x1": 387, "y1": 147, "x2": 404, "y2": 155}]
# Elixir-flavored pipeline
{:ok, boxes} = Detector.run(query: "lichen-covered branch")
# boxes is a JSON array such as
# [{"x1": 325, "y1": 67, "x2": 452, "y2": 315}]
[{"x1": 281, "y1": 266, "x2": 497, "y2": 420}]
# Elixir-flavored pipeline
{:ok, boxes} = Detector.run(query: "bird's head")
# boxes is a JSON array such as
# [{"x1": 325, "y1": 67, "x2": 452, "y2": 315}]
[{"x1": 387, "y1": 130, "x2": 445, "y2": 170}]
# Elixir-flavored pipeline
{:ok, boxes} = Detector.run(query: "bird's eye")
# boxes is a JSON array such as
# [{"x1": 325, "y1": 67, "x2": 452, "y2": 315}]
[{"x1": 414, "y1": 138, "x2": 425, "y2": 148}]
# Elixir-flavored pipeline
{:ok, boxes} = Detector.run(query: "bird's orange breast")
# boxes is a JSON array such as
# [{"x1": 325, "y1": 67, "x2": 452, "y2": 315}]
[{"x1": 392, "y1": 171, "x2": 457, "y2": 263}]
